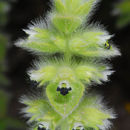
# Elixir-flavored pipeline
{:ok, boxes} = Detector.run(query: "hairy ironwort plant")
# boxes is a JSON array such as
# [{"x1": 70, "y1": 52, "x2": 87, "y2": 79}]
[{"x1": 16, "y1": 0, "x2": 120, "y2": 129}]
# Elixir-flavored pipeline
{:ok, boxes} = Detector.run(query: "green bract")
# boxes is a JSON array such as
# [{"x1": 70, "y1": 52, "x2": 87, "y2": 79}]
[
  {"x1": 46, "y1": 81, "x2": 84, "y2": 116},
  {"x1": 20, "y1": 96, "x2": 62, "y2": 130},
  {"x1": 21, "y1": 94, "x2": 115, "y2": 130},
  {"x1": 29, "y1": 60, "x2": 113, "y2": 86},
  {"x1": 16, "y1": 0, "x2": 120, "y2": 129}
]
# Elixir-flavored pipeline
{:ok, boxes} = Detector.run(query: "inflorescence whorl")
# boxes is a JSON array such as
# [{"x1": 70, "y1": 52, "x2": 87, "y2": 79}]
[{"x1": 16, "y1": 0, "x2": 120, "y2": 129}]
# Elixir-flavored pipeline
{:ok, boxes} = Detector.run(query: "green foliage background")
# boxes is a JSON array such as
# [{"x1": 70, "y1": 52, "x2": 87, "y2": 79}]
[
  {"x1": 116, "y1": 0, "x2": 130, "y2": 28},
  {"x1": 0, "y1": 1, "x2": 24, "y2": 129}
]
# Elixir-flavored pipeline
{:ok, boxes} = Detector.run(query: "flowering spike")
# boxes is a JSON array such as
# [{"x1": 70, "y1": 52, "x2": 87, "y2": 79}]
[{"x1": 16, "y1": 0, "x2": 120, "y2": 129}]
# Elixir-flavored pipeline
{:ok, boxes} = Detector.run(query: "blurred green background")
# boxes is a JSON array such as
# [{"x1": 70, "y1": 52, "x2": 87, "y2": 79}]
[
  {"x1": 116, "y1": 0, "x2": 130, "y2": 28},
  {"x1": 0, "y1": 0, "x2": 25, "y2": 130},
  {"x1": 0, "y1": 0, "x2": 130, "y2": 130}
]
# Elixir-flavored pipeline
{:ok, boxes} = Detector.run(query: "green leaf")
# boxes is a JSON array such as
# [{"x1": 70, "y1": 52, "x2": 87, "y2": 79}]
[
  {"x1": 75, "y1": 0, "x2": 96, "y2": 16},
  {"x1": 75, "y1": 64, "x2": 105, "y2": 84},
  {"x1": 64, "y1": 94, "x2": 115, "y2": 130},
  {"x1": 65, "y1": 0, "x2": 81, "y2": 13},
  {"x1": 52, "y1": 14, "x2": 82, "y2": 34},
  {"x1": 58, "y1": 0, "x2": 96, "y2": 17},
  {"x1": 55, "y1": 0, "x2": 66, "y2": 13},
  {"x1": 46, "y1": 81, "x2": 84, "y2": 116},
  {"x1": 34, "y1": 28, "x2": 51, "y2": 39},
  {"x1": 21, "y1": 97, "x2": 61, "y2": 129},
  {"x1": 16, "y1": 28, "x2": 66, "y2": 54},
  {"x1": 69, "y1": 28, "x2": 120, "y2": 58},
  {"x1": 30, "y1": 65, "x2": 57, "y2": 86},
  {"x1": 18, "y1": 40, "x2": 59, "y2": 53}
]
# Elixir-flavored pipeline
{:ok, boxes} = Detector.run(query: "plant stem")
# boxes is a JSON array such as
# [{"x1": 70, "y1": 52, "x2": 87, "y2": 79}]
[{"x1": 64, "y1": 36, "x2": 71, "y2": 63}]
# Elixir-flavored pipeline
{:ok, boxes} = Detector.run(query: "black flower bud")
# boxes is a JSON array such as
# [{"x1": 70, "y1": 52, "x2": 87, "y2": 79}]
[{"x1": 56, "y1": 81, "x2": 72, "y2": 96}]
